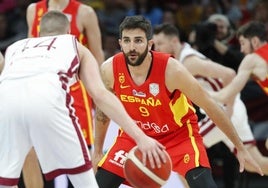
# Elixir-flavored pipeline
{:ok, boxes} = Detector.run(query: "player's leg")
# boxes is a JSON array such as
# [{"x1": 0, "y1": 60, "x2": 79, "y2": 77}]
[
  {"x1": 22, "y1": 148, "x2": 44, "y2": 188},
  {"x1": 0, "y1": 82, "x2": 34, "y2": 187},
  {"x1": 68, "y1": 81, "x2": 94, "y2": 188},
  {"x1": 178, "y1": 174, "x2": 190, "y2": 188},
  {"x1": 67, "y1": 168, "x2": 99, "y2": 188},
  {"x1": 94, "y1": 134, "x2": 135, "y2": 188},
  {"x1": 95, "y1": 167, "x2": 125, "y2": 188},
  {"x1": 185, "y1": 167, "x2": 217, "y2": 188}
]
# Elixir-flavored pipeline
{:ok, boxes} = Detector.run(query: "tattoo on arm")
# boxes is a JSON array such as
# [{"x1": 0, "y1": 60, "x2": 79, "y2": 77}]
[{"x1": 95, "y1": 107, "x2": 110, "y2": 125}]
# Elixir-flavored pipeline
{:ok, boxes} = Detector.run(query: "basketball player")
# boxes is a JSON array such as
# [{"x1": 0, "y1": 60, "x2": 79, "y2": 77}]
[
  {"x1": 0, "y1": 11, "x2": 166, "y2": 188},
  {"x1": 210, "y1": 21, "x2": 268, "y2": 105},
  {"x1": 92, "y1": 15, "x2": 263, "y2": 188},
  {"x1": 210, "y1": 20, "x2": 268, "y2": 160},
  {"x1": 153, "y1": 23, "x2": 268, "y2": 186},
  {"x1": 24, "y1": 0, "x2": 104, "y2": 187},
  {"x1": 27, "y1": 0, "x2": 104, "y2": 150}
]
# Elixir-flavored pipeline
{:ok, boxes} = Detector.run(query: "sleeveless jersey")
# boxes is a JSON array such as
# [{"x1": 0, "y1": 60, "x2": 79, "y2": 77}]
[
  {"x1": 97, "y1": 51, "x2": 210, "y2": 178},
  {"x1": 0, "y1": 35, "x2": 92, "y2": 181},
  {"x1": 254, "y1": 43, "x2": 268, "y2": 95},
  {"x1": 112, "y1": 51, "x2": 199, "y2": 138},
  {"x1": 1, "y1": 34, "x2": 78, "y2": 82},
  {"x1": 31, "y1": 0, "x2": 88, "y2": 46}
]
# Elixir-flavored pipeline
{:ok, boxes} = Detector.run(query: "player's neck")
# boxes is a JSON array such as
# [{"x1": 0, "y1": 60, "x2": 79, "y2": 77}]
[
  {"x1": 48, "y1": 0, "x2": 70, "y2": 11},
  {"x1": 128, "y1": 52, "x2": 152, "y2": 86}
]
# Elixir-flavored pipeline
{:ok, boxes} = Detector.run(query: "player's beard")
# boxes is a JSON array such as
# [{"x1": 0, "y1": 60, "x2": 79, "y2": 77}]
[{"x1": 124, "y1": 46, "x2": 148, "y2": 67}]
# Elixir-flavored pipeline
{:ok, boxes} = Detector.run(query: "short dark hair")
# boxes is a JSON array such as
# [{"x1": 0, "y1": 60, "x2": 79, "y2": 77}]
[
  {"x1": 153, "y1": 23, "x2": 179, "y2": 38},
  {"x1": 236, "y1": 21, "x2": 267, "y2": 42},
  {"x1": 119, "y1": 15, "x2": 152, "y2": 40},
  {"x1": 39, "y1": 10, "x2": 70, "y2": 36}
]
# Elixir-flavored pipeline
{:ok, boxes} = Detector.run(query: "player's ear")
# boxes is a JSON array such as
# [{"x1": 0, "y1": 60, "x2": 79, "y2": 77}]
[
  {"x1": 251, "y1": 36, "x2": 260, "y2": 50},
  {"x1": 118, "y1": 39, "x2": 122, "y2": 51},
  {"x1": 148, "y1": 39, "x2": 154, "y2": 51}
]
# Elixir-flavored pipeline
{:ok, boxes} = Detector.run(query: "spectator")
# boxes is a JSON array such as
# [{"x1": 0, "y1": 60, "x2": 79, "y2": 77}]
[
  {"x1": 126, "y1": 0, "x2": 163, "y2": 26},
  {"x1": 96, "y1": 0, "x2": 127, "y2": 36},
  {"x1": 191, "y1": 14, "x2": 244, "y2": 72}
]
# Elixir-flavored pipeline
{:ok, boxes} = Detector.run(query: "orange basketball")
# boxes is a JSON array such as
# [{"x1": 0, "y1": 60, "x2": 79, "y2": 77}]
[{"x1": 123, "y1": 146, "x2": 172, "y2": 188}]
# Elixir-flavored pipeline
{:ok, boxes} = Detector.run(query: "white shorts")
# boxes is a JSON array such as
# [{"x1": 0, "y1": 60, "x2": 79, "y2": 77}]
[
  {"x1": 0, "y1": 76, "x2": 91, "y2": 183},
  {"x1": 199, "y1": 95, "x2": 255, "y2": 151}
]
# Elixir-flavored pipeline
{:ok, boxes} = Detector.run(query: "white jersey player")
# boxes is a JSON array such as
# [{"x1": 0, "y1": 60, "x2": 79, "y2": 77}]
[
  {"x1": 179, "y1": 43, "x2": 255, "y2": 151},
  {"x1": 0, "y1": 11, "x2": 167, "y2": 187}
]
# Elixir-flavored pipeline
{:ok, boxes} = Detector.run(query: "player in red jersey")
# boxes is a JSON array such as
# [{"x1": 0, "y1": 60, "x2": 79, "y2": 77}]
[
  {"x1": 92, "y1": 16, "x2": 263, "y2": 188},
  {"x1": 211, "y1": 21, "x2": 268, "y2": 103},
  {"x1": 23, "y1": 0, "x2": 104, "y2": 187}
]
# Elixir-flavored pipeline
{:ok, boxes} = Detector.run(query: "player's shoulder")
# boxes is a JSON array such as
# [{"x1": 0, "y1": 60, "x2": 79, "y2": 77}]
[
  {"x1": 101, "y1": 57, "x2": 114, "y2": 69},
  {"x1": 26, "y1": 2, "x2": 37, "y2": 14},
  {"x1": 243, "y1": 53, "x2": 260, "y2": 64},
  {"x1": 78, "y1": 2, "x2": 95, "y2": 15}
]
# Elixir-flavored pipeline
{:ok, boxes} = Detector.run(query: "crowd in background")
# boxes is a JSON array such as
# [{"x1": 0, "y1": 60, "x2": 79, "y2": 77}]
[
  {"x1": 0, "y1": 0, "x2": 267, "y2": 187},
  {"x1": 1, "y1": 0, "x2": 268, "y2": 56}
]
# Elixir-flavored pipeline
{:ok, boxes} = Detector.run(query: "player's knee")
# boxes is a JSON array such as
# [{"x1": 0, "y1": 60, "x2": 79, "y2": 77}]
[{"x1": 185, "y1": 167, "x2": 217, "y2": 188}]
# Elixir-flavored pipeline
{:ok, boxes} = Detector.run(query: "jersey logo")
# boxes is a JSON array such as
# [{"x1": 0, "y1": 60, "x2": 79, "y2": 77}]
[
  {"x1": 118, "y1": 72, "x2": 130, "y2": 89},
  {"x1": 149, "y1": 83, "x2": 159, "y2": 96},
  {"x1": 109, "y1": 149, "x2": 128, "y2": 168},
  {"x1": 183, "y1": 154, "x2": 190, "y2": 164},
  {"x1": 132, "y1": 89, "x2": 146, "y2": 97},
  {"x1": 120, "y1": 84, "x2": 130, "y2": 89},
  {"x1": 192, "y1": 169, "x2": 206, "y2": 180}
]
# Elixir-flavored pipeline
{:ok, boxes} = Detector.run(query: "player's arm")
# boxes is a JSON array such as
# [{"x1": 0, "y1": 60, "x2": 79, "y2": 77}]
[
  {"x1": 211, "y1": 54, "x2": 255, "y2": 104},
  {"x1": 92, "y1": 58, "x2": 113, "y2": 172},
  {"x1": 166, "y1": 57, "x2": 263, "y2": 176},
  {"x1": 78, "y1": 43, "x2": 167, "y2": 168},
  {"x1": 183, "y1": 55, "x2": 236, "y2": 87},
  {"x1": 93, "y1": 106, "x2": 111, "y2": 172},
  {"x1": 26, "y1": 3, "x2": 36, "y2": 38},
  {"x1": 0, "y1": 52, "x2": 4, "y2": 73},
  {"x1": 79, "y1": 4, "x2": 104, "y2": 65},
  {"x1": 183, "y1": 55, "x2": 236, "y2": 116}
]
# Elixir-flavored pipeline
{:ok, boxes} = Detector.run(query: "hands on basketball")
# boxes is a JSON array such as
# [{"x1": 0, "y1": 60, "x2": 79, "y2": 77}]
[
  {"x1": 124, "y1": 146, "x2": 172, "y2": 188},
  {"x1": 236, "y1": 147, "x2": 264, "y2": 176},
  {"x1": 135, "y1": 134, "x2": 167, "y2": 169}
]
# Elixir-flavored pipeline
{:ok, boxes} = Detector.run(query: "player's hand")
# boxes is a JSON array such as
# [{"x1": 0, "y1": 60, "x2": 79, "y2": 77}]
[
  {"x1": 236, "y1": 147, "x2": 264, "y2": 176},
  {"x1": 92, "y1": 151, "x2": 104, "y2": 174},
  {"x1": 135, "y1": 134, "x2": 166, "y2": 169}
]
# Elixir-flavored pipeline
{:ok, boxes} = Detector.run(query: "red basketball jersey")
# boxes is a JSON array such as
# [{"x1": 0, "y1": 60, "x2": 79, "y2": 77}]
[
  {"x1": 112, "y1": 51, "x2": 199, "y2": 138},
  {"x1": 31, "y1": 0, "x2": 88, "y2": 46},
  {"x1": 98, "y1": 51, "x2": 210, "y2": 178}
]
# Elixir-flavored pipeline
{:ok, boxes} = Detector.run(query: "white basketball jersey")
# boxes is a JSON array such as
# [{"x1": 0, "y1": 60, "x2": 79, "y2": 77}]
[
  {"x1": 179, "y1": 43, "x2": 206, "y2": 62},
  {"x1": 1, "y1": 34, "x2": 79, "y2": 84}
]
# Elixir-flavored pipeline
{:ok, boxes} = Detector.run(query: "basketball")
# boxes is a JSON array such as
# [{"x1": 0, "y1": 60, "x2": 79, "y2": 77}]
[{"x1": 123, "y1": 146, "x2": 172, "y2": 188}]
